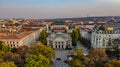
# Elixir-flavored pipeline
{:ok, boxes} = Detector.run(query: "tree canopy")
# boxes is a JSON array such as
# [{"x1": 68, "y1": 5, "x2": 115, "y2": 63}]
[
  {"x1": 71, "y1": 28, "x2": 79, "y2": 46},
  {"x1": 25, "y1": 54, "x2": 50, "y2": 67},
  {"x1": 39, "y1": 30, "x2": 47, "y2": 45},
  {"x1": 0, "y1": 41, "x2": 9, "y2": 52},
  {"x1": 106, "y1": 38, "x2": 120, "y2": 59},
  {"x1": 30, "y1": 42, "x2": 55, "y2": 60},
  {"x1": 26, "y1": 42, "x2": 55, "y2": 67},
  {"x1": 0, "y1": 62, "x2": 16, "y2": 67},
  {"x1": 87, "y1": 48, "x2": 107, "y2": 67},
  {"x1": 105, "y1": 60, "x2": 120, "y2": 67},
  {"x1": 68, "y1": 48, "x2": 85, "y2": 67}
]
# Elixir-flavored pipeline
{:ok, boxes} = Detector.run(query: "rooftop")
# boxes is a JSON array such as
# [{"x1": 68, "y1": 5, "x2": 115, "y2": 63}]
[
  {"x1": 52, "y1": 21, "x2": 65, "y2": 25},
  {"x1": 0, "y1": 31, "x2": 33, "y2": 39}
]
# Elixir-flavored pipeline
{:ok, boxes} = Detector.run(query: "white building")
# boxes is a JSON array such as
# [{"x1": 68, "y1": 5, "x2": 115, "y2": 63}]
[
  {"x1": 0, "y1": 27, "x2": 42, "y2": 48},
  {"x1": 91, "y1": 22, "x2": 120, "y2": 49},
  {"x1": 47, "y1": 21, "x2": 72, "y2": 49},
  {"x1": 47, "y1": 32, "x2": 72, "y2": 49}
]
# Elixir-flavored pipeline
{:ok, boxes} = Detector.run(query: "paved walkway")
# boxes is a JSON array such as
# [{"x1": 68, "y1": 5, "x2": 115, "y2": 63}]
[{"x1": 51, "y1": 50, "x2": 69, "y2": 67}]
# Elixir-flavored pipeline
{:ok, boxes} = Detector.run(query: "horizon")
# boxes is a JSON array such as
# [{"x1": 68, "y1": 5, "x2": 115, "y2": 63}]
[{"x1": 0, "y1": 0, "x2": 120, "y2": 19}]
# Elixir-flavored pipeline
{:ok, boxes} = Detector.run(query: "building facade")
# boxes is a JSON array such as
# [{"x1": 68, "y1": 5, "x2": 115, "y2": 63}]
[
  {"x1": 91, "y1": 22, "x2": 120, "y2": 49},
  {"x1": 47, "y1": 32, "x2": 72, "y2": 49},
  {"x1": 47, "y1": 21, "x2": 72, "y2": 49},
  {"x1": 0, "y1": 27, "x2": 42, "y2": 48}
]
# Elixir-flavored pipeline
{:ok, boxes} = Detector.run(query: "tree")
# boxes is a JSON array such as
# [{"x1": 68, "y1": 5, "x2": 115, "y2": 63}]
[
  {"x1": 80, "y1": 37, "x2": 89, "y2": 47},
  {"x1": 0, "y1": 62, "x2": 16, "y2": 67},
  {"x1": 68, "y1": 48, "x2": 85, "y2": 67},
  {"x1": 0, "y1": 51, "x2": 6, "y2": 59},
  {"x1": 105, "y1": 60, "x2": 120, "y2": 67},
  {"x1": 15, "y1": 45, "x2": 29, "y2": 59},
  {"x1": 71, "y1": 28, "x2": 79, "y2": 46},
  {"x1": 25, "y1": 54, "x2": 50, "y2": 67},
  {"x1": 73, "y1": 48, "x2": 85, "y2": 60},
  {"x1": 0, "y1": 41, "x2": 9, "y2": 52},
  {"x1": 69, "y1": 59, "x2": 85, "y2": 67},
  {"x1": 0, "y1": 58, "x2": 3, "y2": 63},
  {"x1": 98, "y1": 24, "x2": 105, "y2": 31},
  {"x1": 112, "y1": 39, "x2": 120, "y2": 59},
  {"x1": 30, "y1": 42, "x2": 55, "y2": 60},
  {"x1": 10, "y1": 47, "x2": 17, "y2": 53},
  {"x1": 106, "y1": 38, "x2": 120, "y2": 59},
  {"x1": 39, "y1": 30, "x2": 47, "y2": 45},
  {"x1": 88, "y1": 48, "x2": 107, "y2": 67},
  {"x1": 4, "y1": 52, "x2": 23, "y2": 67},
  {"x1": 76, "y1": 28, "x2": 80, "y2": 40}
]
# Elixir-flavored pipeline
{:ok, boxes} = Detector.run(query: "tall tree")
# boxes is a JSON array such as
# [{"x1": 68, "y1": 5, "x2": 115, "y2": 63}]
[
  {"x1": 39, "y1": 30, "x2": 47, "y2": 45},
  {"x1": 71, "y1": 28, "x2": 79, "y2": 46},
  {"x1": 76, "y1": 28, "x2": 81, "y2": 40},
  {"x1": 25, "y1": 54, "x2": 50, "y2": 67}
]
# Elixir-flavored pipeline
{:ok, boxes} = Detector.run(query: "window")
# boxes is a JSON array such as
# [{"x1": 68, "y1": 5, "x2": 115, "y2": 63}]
[
  {"x1": 55, "y1": 42, "x2": 57, "y2": 44},
  {"x1": 17, "y1": 42, "x2": 19, "y2": 44}
]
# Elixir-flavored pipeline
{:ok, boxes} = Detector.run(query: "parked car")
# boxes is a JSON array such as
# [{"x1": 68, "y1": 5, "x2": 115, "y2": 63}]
[{"x1": 56, "y1": 58, "x2": 61, "y2": 60}]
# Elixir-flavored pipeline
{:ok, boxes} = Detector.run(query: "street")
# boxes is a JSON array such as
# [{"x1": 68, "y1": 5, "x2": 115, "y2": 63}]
[
  {"x1": 76, "y1": 41, "x2": 89, "y2": 55},
  {"x1": 51, "y1": 41, "x2": 89, "y2": 67},
  {"x1": 51, "y1": 50, "x2": 69, "y2": 67}
]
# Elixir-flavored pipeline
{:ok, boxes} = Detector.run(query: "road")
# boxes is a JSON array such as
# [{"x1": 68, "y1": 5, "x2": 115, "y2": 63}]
[
  {"x1": 51, "y1": 50, "x2": 69, "y2": 67},
  {"x1": 76, "y1": 40, "x2": 89, "y2": 55}
]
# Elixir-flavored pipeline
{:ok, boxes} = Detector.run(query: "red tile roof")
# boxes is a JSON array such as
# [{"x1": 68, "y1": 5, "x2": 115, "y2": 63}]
[{"x1": 0, "y1": 31, "x2": 33, "y2": 39}]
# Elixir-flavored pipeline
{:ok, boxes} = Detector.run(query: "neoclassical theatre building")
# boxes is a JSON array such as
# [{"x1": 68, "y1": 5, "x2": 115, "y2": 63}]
[{"x1": 46, "y1": 21, "x2": 72, "y2": 49}]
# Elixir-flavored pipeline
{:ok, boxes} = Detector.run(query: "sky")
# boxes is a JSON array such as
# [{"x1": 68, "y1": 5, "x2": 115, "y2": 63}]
[{"x1": 0, "y1": 0, "x2": 120, "y2": 19}]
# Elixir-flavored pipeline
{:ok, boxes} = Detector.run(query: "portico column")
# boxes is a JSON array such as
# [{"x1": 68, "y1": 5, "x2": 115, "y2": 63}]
[
  {"x1": 53, "y1": 44, "x2": 56, "y2": 49},
  {"x1": 57, "y1": 42, "x2": 59, "y2": 49},
  {"x1": 63, "y1": 41, "x2": 66, "y2": 49},
  {"x1": 60, "y1": 42, "x2": 62, "y2": 49}
]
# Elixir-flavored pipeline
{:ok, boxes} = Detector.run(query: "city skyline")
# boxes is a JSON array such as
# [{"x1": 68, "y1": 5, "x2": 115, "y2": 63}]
[{"x1": 0, "y1": 0, "x2": 120, "y2": 19}]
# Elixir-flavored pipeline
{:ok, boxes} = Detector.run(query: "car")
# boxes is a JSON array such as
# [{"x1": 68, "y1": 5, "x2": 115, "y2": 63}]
[{"x1": 56, "y1": 58, "x2": 61, "y2": 60}]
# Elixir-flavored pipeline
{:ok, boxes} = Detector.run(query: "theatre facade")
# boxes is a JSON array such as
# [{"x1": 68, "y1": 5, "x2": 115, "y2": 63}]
[{"x1": 46, "y1": 21, "x2": 72, "y2": 49}]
